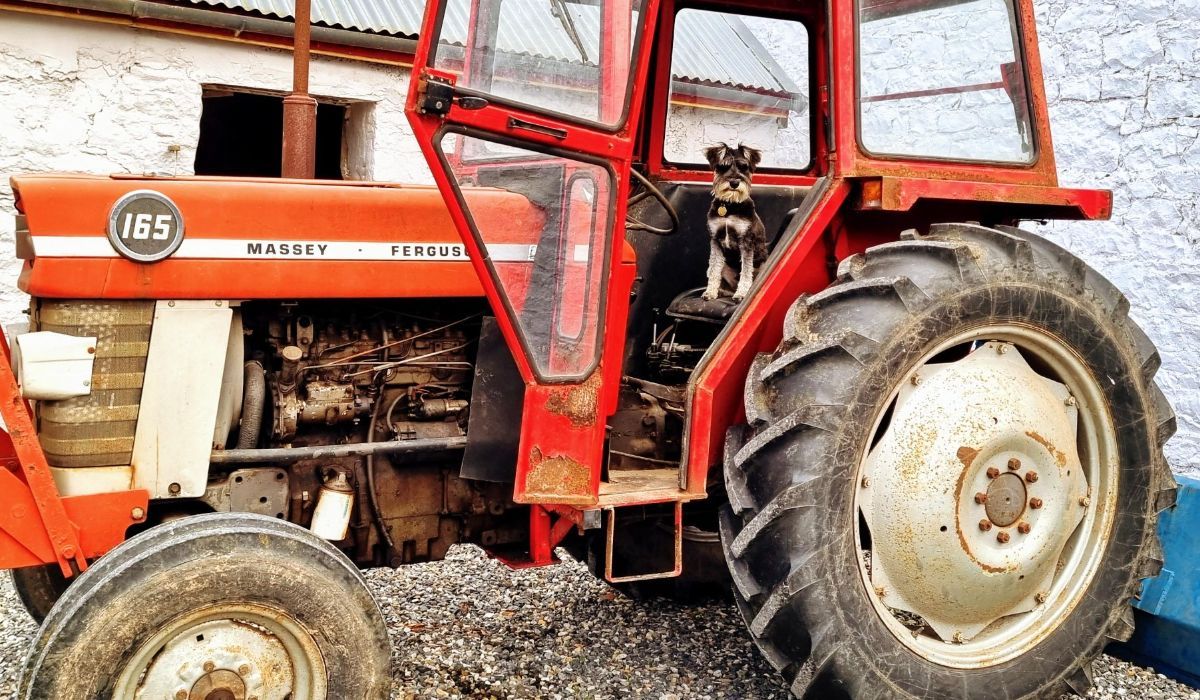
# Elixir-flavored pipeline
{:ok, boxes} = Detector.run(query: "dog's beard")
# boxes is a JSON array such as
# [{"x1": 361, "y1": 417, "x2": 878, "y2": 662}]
[{"x1": 713, "y1": 181, "x2": 750, "y2": 203}]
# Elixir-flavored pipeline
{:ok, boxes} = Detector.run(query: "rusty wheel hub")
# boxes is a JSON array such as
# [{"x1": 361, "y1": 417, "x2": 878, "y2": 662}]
[
  {"x1": 117, "y1": 603, "x2": 324, "y2": 700},
  {"x1": 858, "y1": 338, "x2": 1100, "y2": 661}
]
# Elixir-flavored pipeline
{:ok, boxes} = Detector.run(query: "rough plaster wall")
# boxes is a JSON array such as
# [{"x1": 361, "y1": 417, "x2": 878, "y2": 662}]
[{"x1": 1032, "y1": 0, "x2": 1200, "y2": 474}]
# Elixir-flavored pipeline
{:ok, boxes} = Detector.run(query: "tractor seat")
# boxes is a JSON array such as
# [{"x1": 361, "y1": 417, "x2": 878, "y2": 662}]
[
  {"x1": 665, "y1": 287, "x2": 740, "y2": 324},
  {"x1": 665, "y1": 207, "x2": 800, "y2": 323}
]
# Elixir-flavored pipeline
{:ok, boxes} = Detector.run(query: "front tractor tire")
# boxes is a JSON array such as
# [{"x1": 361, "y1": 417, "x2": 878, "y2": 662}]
[
  {"x1": 20, "y1": 513, "x2": 391, "y2": 700},
  {"x1": 722, "y1": 224, "x2": 1176, "y2": 699}
]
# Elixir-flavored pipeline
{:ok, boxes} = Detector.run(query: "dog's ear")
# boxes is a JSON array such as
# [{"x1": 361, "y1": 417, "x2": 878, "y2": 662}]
[
  {"x1": 739, "y1": 144, "x2": 763, "y2": 170},
  {"x1": 703, "y1": 143, "x2": 727, "y2": 169}
]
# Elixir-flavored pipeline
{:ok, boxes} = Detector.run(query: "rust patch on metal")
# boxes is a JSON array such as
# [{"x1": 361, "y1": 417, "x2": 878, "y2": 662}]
[
  {"x1": 525, "y1": 447, "x2": 590, "y2": 498},
  {"x1": 953, "y1": 444, "x2": 1012, "y2": 574},
  {"x1": 1025, "y1": 431, "x2": 1067, "y2": 467},
  {"x1": 545, "y1": 372, "x2": 601, "y2": 428}
]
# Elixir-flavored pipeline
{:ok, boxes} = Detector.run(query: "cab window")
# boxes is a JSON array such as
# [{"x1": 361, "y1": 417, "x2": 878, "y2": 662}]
[
  {"x1": 857, "y1": 0, "x2": 1033, "y2": 163},
  {"x1": 663, "y1": 10, "x2": 810, "y2": 170}
]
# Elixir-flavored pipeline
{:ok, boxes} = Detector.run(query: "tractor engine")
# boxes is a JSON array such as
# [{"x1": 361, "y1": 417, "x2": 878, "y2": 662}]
[{"x1": 27, "y1": 298, "x2": 525, "y2": 568}]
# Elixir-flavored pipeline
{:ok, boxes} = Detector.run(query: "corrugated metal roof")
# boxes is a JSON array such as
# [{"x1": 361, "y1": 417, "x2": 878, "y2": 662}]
[{"x1": 184, "y1": 0, "x2": 799, "y2": 96}]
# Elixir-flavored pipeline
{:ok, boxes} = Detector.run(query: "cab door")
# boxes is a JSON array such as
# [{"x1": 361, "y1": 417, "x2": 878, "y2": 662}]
[{"x1": 405, "y1": 0, "x2": 657, "y2": 505}]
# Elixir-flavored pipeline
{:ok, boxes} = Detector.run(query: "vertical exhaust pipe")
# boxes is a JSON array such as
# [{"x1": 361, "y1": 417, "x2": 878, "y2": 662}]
[{"x1": 282, "y1": 0, "x2": 317, "y2": 179}]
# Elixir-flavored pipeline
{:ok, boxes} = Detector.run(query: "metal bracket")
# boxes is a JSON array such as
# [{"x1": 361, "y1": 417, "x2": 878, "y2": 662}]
[
  {"x1": 603, "y1": 501, "x2": 683, "y2": 583},
  {"x1": 419, "y1": 75, "x2": 489, "y2": 117}
]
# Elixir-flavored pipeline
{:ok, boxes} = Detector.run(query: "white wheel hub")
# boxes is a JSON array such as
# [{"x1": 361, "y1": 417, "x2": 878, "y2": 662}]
[{"x1": 859, "y1": 342, "x2": 1089, "y2": 643}]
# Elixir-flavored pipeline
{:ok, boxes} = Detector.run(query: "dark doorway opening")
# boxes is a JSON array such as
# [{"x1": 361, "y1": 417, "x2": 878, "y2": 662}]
[{"x1": 195, "y1": 90, "x2": 346, "y2": 180}]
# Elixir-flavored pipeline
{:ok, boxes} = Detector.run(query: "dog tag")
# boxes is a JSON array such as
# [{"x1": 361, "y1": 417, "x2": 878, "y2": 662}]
[{"x1": 717, "y1": 205, "x2": 727, "y2": 216}]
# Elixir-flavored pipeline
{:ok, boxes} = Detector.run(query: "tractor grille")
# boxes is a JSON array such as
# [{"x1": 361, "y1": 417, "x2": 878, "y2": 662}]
[{"x1": 34, "y1": 300, "x2": 154, "y2": 468}]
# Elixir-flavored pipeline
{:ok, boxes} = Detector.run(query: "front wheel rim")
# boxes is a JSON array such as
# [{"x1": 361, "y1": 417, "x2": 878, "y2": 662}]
[
  {"x1": 115, "y1": 602, "x2": 327, "y2": 700},
  {"x1": 853, "y1": 324, "x2": 1118, "y2": 668}
]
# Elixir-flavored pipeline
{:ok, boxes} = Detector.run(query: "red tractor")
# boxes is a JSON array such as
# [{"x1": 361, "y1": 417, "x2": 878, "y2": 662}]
[{"x1": 2, "y1": 0, "x2": 1175, "y2": 697}]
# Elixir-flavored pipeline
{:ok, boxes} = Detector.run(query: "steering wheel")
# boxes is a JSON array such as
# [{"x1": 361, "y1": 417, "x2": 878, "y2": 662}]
[{"x1": 625, "y1": 169, "x2": 679, "y2": 236}]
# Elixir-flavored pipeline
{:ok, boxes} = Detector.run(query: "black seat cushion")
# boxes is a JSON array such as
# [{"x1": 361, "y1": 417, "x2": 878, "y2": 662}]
[{"x1": 665, "y1": 287, "x2": 739, "y2": 323}]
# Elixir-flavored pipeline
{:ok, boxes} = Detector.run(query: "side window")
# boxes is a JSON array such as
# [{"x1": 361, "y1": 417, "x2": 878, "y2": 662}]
[
  {"x1": 663, "y1": 10, "x2": 810, "y2": 170},
  {"x1": 857, "y1": 0, "x2": 1033, "y2": 163}
]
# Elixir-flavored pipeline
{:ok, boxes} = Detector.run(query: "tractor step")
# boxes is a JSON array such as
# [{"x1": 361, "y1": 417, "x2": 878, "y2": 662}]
[{"x1": 603, "y1": 501, "x2": 683, "y2": 583}]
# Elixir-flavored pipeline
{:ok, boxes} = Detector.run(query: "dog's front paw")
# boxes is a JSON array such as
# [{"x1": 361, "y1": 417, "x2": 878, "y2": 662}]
[
  {"x1": 731, "y1": 292, "x2": 746, "y2": 303},
  {"x1": 702, "y1": 290, "x2": 719, "y2": 301}
]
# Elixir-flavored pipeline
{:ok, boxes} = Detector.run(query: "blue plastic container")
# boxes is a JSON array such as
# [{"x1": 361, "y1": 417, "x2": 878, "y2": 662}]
[{"x1": 1115, "y1": 474, "x2": 1200, "y2": 687}]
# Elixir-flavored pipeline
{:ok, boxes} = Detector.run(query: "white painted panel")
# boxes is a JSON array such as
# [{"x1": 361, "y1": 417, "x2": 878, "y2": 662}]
[
  {"x1": 51, "y1": 466, "x2": 133, "y2": 496},
  {"x1": 132, "y1": 301, "x2": 233, "y2": 498}
]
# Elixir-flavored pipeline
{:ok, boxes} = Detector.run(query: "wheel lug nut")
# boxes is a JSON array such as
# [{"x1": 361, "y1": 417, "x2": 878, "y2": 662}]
[
  {"x1": 1007, "y1": 458, "x2": 1021, "y2": 471},
  {"x1": 861, "y1": 476, "x2": 870, "y2": 488},
  {"x1": 1030, "y1": 497, "x2": 1043, "y2": 509},
  {"x1": 978, "y1": 519, "x2": 992, "y2": 531},
  {"x1": 203, "y1": 661, "x2": 215, "y2": 672},
  {"x1": 1017, "y1": 521, "x2": 1031, "y2": 534},
  {"x1": 974, "y1": 492, "x2": 988, "y2": 504},
  {"x1": 1035, "y1": 591, "x2": 1048, "y2": 604},
  {"x1": 996, "y1": 531, "x2": 1010, "y2": 543},
  {"x1": 1079, "y1": 496, "x2": 1090, "y2": 507},
  {"x1": 1025, "y1": 471, "x2": 1038, "y2": 483},
  {"x1": 1066, "y1": 396, "x2": 1077, "y2": 407},
  {"x1": 176, "y1": 692, "x2": 188, "y2": 700},
  {"x1": 239, "y1": 664, "x2": 251, "y2": 675},
  {"x1": 986, "y1": 467, "x2": 1000, "y2": 479}
]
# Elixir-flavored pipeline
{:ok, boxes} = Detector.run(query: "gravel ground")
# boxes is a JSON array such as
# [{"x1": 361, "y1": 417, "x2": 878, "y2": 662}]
[{"x1": 0, "y1": 546, "x2": 1196, "y2": 699}]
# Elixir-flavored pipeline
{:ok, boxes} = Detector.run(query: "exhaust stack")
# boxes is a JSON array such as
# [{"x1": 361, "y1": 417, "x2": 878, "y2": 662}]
[{"x1": 282, "y1": 0, "x2": 317, "y2": 179}]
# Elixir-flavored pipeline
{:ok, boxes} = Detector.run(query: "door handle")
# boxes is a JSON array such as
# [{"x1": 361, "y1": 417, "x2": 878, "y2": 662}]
[{"x1": 506, "y1": 117, "x2": 568, "y2": 140}]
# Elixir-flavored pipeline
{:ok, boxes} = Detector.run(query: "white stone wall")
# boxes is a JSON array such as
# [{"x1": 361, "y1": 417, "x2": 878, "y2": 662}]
[
  {"x1": 2, "y1": 3, "x2": 1199, "y2": 474},
  {"x1": 1033, "y1": 0, "x2": 1200, "y2": 475}
]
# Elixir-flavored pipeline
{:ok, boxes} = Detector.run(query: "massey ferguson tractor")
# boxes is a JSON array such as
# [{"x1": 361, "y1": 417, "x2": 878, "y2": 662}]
[{"x1": 1, "y1": 0, "x2": 1176, "y2": 697}]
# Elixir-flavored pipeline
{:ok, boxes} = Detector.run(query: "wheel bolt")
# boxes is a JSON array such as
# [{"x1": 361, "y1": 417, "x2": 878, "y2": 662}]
[
  {"x1": 1017, "y1": 521, "x2": 1031, "y2": 534},
  {"x1": 861, "y1": 476, "x2": 870, "y2": 488},
  {"x1": 1035, "y1": 592, "x2": 1048, "y2": 604},
  {"x1": 239, "y1": 664, "x2": 251, "y2": 675},
  {"x1": 1066, "y1": 396, "x2": 1077, "y2": 407},
  {"x1": 1008, "y1": 457, "x2": 1021, "y2": 471},
  {"x1": 974, "y1": 492, "x2": 988, "y2": 504},
  {"x1": 911, "y1": 374, "x2": 921, "y2": 386},
  {"x1": 1030, "y1": 497, "x2": 1043, "y2": 509},
  {"x1": 996, "y1": 531, "x2": 1010, "y2": 544},
  {"x1": 998, "y1": 344, "x2": 1009, "y2": 354},
  {"x1": 176, "y1": 692, "x2": 188, "y2": 700},
  {"x1": 978, "y1": 519, "x2": 992, "y2": 531},
  {"x1": 986, "y1": 467, "x2": 1000, "y2": 479},
  {"x1": 203, "y1": 661, "x2": 215, "y2": 672},
  {"x1": 1079, "y1": 496, "x2": 1090, "y2": 507},
  {"x1": 1025, "y1": 471, "x2": 1039, "y2": 483}
]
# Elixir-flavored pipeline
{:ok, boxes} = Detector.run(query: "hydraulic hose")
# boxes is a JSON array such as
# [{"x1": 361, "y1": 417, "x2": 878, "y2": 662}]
[{"x1": 236, "y1": 361, "x2": 266, "y2": 449}]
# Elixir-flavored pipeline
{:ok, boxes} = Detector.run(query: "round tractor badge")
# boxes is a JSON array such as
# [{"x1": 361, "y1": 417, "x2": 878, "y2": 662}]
[{"x1": 106, "y1": 190, "x2": 185, "y2": 263}]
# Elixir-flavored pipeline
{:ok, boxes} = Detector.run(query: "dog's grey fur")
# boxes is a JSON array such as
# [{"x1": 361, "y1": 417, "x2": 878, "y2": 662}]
[{"x1": 702, "y1": 143, "x2": 767, "y2": 302}]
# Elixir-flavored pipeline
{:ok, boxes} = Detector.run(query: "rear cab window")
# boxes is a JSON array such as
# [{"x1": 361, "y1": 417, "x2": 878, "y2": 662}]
[
  {"x1": 857, "y1": 0, "x2": 1034, "y2": 163},
  {"x1": 663, "y1": 9, "x2": 810, "y2": 170}
]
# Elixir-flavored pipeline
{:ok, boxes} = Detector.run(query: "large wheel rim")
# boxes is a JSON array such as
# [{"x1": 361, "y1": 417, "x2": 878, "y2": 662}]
[
  {"x1": 114, "y1": 602, "x2": 328, "y2": 700},
  {"x1": 853, "y1": 323, "x2": 1118, "y2": 668}
]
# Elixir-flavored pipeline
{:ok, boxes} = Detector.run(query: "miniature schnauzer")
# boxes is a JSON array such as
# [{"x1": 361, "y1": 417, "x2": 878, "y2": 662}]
[{"x1": 702, "y1": 143, "x2": 767, "y2": 302}]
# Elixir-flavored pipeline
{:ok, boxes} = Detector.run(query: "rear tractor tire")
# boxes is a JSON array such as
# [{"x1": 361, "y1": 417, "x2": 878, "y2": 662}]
[
  {"x1": 19, "y1": 512, "x2": 391, "y2": 700},
  {"x1": 722, "y1": 224, "x2": 1176, "y2": 698}
]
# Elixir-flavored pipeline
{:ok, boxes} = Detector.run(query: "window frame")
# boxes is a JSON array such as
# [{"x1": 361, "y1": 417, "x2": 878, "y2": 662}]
[
  {"x1": 425, "y1": 0, "x2": 649, "y2": 134},
  {"x1": 432, "y1": 124, "x2": 618, "y2": 383},
  {"x1": 659, "y1": 6, "x2": 816, "y2": 174},
  {"x1": 852, "y1": 0, "x2": 1040, "y2": 168}
]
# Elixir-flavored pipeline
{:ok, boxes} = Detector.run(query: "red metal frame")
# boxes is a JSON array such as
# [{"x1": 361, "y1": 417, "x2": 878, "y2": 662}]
[
  {"x1": 0, "y1": 330, "x2": 147, "y2": 577},
  {"x1": 404, "y1": 0, "x2": 1114, "y2": 565}
]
